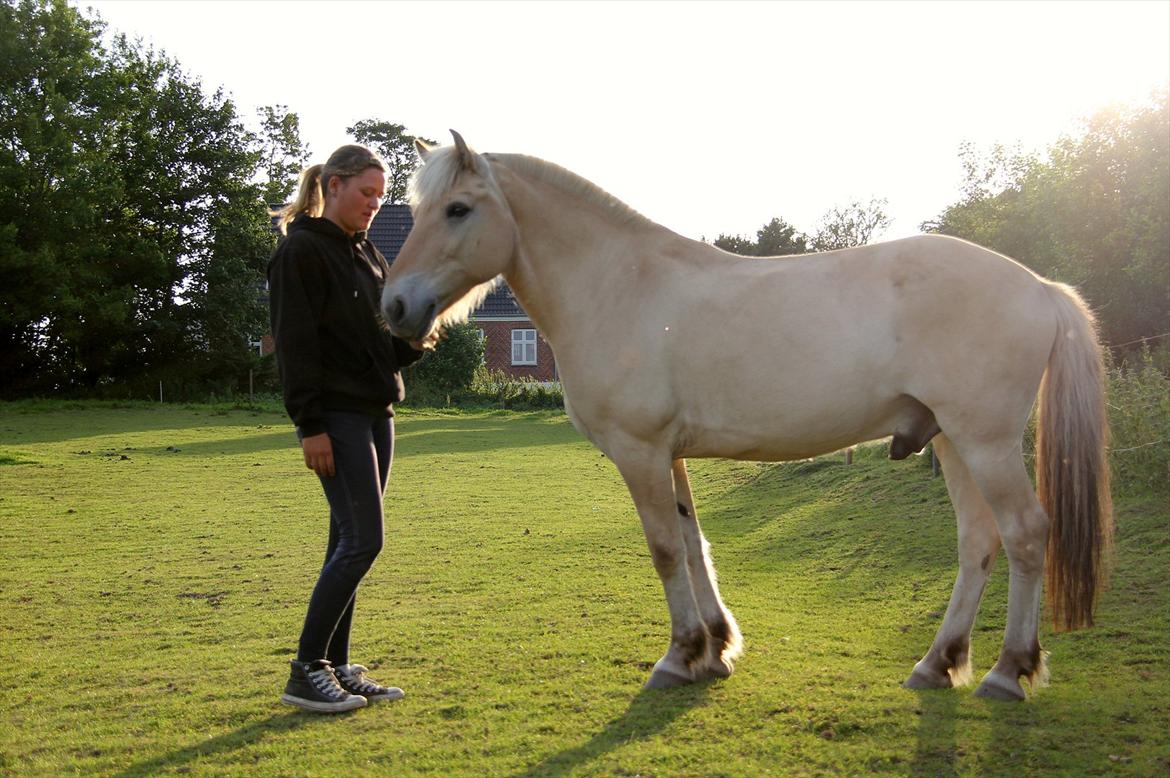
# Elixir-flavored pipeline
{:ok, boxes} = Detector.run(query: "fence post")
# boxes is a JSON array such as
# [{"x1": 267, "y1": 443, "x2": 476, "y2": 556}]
[
  {"x1": 159, "y1": 381, "x2": 163, "y2": 404},
  {"x1": 844, "y1": 447, "x2": 853, "y2": 465},
  {"x1": 249, "y1": 369, "x2": 254, "y2": 403}
]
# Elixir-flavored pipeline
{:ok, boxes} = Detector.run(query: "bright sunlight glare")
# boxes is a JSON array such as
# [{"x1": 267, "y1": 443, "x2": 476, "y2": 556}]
[{"x1": 85, "y1": 0, "x2": 1169, "y2": 242}]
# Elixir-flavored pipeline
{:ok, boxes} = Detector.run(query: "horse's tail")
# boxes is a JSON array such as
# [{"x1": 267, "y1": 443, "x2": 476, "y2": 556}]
[{"x1": 1036, "y1": 282, "x2": 1113, "y2": 631}]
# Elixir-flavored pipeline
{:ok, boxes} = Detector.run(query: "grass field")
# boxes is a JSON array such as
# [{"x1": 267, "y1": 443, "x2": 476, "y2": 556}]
[{"x1": 1, "y1": 403, "x2": 1166, "y2": 776}]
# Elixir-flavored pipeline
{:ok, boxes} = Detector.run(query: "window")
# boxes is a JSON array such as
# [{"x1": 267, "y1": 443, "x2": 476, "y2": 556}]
[
  {"x1": 250, "y1": 337, "x2": 264, "y2": 355},
  {"x1": 511, "y1": 329, "x2": 537, "y2": 365}
]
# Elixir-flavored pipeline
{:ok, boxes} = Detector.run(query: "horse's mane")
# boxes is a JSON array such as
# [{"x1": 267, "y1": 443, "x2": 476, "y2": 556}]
[
  {"x1": 409, "y1": 146, "x2": 653, "y2": 230},
  {"x1": 489, "y1": 153, "x2": 654, "y2": 229}
]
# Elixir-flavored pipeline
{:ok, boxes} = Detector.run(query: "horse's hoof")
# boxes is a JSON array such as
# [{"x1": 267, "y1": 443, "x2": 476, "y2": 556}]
[
  {"x1": 903, "y1": 664, "x2": 952, "y2": 690},
  {"x1": 644, "y1": 668, "x2": 693, "y2": 689},
  {"x1": 974, "y1": 672, "x2": 1026, "y2": 701},
  {"x1": 693, "y1": 662, "x2": 732, "y2": 682},
  {"x1": 705, "y1": 660, "x2": 733, "y2": 679}
]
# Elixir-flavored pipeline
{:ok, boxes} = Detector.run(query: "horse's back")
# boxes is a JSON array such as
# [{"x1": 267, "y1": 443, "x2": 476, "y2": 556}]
[{"x1": 576, "y1": 234, "x2": 1058, "y2": 460}]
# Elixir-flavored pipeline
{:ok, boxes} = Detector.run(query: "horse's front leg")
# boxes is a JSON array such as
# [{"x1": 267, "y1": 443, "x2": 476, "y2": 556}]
[
  {"x1": 672, "y1": 459, "x2": 743, "y2": 679},
  {"x1": 610, "y1": 443, "x2": 709, "y2": 688}
]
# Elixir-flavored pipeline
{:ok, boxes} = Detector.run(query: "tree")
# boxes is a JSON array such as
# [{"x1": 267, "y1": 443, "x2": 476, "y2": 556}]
[
  {"x1": 714, "y1": 217, "x2": 808, "y2": 257},
  {"x1": 0, "y1": 0, "x2": 113, "y2": 391},
  {"x1": 256, "y1": 104, "x2": 309, "y2": 205},
  {"x1": 712, "y1": 233, "x2": 757, "y2": 256},
  {"x1": 928, "y1": 92, "x2": 1169, "y2": 352},
  {"x1": 810, "y1": 198, "x2": 891, "y2": 251},
  {"x1": 0, "y1": 0, "x2": 274, "y2": 396},
  {"x1": 756, "y1": 217, "x2": 810, "y2": 256},
  {"x1": 346, "y1": 119, "x2": 437, "y2": 204}
]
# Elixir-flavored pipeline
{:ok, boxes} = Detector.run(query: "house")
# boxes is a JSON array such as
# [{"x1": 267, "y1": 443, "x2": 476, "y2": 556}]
[{"x1": 260, "y1": 205, "x2": 557, "y2": 382}]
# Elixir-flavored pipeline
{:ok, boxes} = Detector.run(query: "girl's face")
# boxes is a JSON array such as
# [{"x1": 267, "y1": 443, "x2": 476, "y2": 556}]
[{"x1": 325, "y1": 167, "x2": 386, "y2": 235}]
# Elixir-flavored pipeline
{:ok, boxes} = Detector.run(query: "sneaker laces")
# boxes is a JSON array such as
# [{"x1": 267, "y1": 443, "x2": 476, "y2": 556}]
[
  {"x1": 307, "y1": 662, "x2": 348, "y2": 699},
  {"x1": 338, "y1": 664, "x2": 384, "y2": 694}
]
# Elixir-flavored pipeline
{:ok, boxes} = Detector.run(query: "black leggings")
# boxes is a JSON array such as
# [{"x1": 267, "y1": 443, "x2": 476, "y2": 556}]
[{"x1": 296, "y1": 410, "x2": 393, "y2": 664}]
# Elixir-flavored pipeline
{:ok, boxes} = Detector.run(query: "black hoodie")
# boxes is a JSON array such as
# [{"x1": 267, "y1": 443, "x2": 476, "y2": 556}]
[{"x1": 267, "y1": 214, "x2": 423, "y2": 436}]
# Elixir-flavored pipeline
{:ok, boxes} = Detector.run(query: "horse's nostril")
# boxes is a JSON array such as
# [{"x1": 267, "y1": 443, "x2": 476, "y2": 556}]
[{"x1": 390, "y1": 297, "x2": 406, "y2": 324}]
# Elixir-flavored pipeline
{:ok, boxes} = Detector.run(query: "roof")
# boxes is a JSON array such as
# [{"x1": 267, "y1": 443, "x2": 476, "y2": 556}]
[
  {"x1": 474, "y1": 285, "x2": 526, "y2": 318},
  {"x1": 367, "y1": 205, "x2": 528, "y2": 320},
  {"x1": 367, "y1": 203, "x2": 414, "y2": 262}
]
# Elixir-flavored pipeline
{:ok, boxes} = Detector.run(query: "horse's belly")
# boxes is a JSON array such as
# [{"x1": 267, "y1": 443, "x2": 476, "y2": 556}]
[
  {"x1": 680, "y1": 428, "x2": 881, "y2": 462},
  {"x1": 676, "y1": 394, "x2": 909, "y2": 462}
]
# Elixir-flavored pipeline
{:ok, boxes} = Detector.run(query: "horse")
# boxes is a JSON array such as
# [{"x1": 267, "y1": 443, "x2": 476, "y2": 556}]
[{"x1": 381, "y1": 131, "x2": 1113, "y2": 701}]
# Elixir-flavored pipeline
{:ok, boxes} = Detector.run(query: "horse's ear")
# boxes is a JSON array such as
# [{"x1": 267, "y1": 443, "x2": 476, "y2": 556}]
[
  {"x1": 414, "y1": 138, "x2": 432, "y2": 160},
  {"x1": 450, "y1": 129, "x2": 477, "y2": 171}
]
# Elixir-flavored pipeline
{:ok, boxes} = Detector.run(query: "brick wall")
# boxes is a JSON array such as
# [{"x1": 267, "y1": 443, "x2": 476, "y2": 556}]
[{"x1": 476, "y1": 320, "x2": 557, "y2": 381}]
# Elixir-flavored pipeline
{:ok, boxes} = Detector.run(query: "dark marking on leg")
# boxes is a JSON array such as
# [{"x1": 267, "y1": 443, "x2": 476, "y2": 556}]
[
  {"x1": 942, "y1": 638, "x2": 969, "y2": 673},
  {"x1": 1010, "y1": 640, "x2": 1045, "y2": 686},
  {"x1": 676, "y1": 628, "x2": 709, "y2": 668},
  {"x1": 677, "y1": 502, "x2": 690, "y2": 518},
  {"x1": 981, "y1": 554, "x2": 991, "y2": 571},
  {"x1": 707, "y1": 616, "x2": 731, "y2": 653},
  {"x1": 648, "y1": 542, "x2": 680, "y2": 578}
]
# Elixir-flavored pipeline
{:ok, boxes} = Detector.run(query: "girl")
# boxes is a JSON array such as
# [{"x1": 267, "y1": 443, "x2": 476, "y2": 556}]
[{"x1": 268, "y1": 145, "x2": 426, "y2": 713}]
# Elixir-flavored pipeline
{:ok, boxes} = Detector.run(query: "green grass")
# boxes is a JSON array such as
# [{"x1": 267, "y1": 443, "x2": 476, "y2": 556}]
[{"x1": 0, "y1": 403, "x2": 1166, "y2": 776}]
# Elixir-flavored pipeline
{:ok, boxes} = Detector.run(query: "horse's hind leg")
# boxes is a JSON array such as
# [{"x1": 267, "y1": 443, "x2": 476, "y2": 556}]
[
  {"x1": 672, "y1": 459, "x2": 743, "y2": 679},
  {"x1": 960, "y1": 442, "x2": 1051, "y2": 701},
  {"x1": 904, "y1": 434, "x2": 1000, "y2": 690}
]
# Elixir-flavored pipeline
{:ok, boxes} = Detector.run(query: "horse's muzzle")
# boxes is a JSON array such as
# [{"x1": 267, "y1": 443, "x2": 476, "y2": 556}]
[{"x1": 381, "y1": 286, "x2": 437, "y2": 342}]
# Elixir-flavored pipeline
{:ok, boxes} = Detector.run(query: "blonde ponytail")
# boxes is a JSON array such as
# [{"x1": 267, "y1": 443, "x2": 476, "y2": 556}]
[
  {"x1": 272, "y1": 164, "x2": 326, "y2": 235},
  {"x1": 271, "y1": 146, "x2": 387, "y2": 235}
]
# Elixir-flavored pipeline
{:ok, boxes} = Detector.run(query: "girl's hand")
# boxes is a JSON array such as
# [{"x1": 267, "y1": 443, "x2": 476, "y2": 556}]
[{"x1": 301, "y1": 432, "x2": 335, "y2": 477}]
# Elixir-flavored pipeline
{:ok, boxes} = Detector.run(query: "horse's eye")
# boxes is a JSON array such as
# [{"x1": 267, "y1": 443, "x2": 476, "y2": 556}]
[{"x1": 446, "y1": 202, "x2": 471, "y2": 219}]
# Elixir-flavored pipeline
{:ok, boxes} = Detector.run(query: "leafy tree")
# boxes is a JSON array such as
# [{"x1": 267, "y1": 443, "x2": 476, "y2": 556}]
[
  {"x1": 810, "y1": 198, "x2": 891, "y2": 251},
  {"x1": 0, "y1": 0, "x2": 273, "y2": 396},
  {"x1": 757, "y1": 217, "x2": 810, "y2": 256},
  {"x1": 0, "y1": 0, "x2": 111, "y2": 390},
  {"x1": 712, "y1": 233, "x2": 757, "y2": 256},
  {"x1": 346, "y1": 119, "x2": 437, "y2": 204},
  {"x1": 256, "y1": 104, "x2": 309, "y2": 205},
  {"x1": 406, "y1": 321, "x2": 485, "y2": 396},
  {"x1": 714, "y1": 217, "x2": 808, "y2": 257},
  {"x1": 928, "y1": 92, "x2": 1169, "y2": 352}
]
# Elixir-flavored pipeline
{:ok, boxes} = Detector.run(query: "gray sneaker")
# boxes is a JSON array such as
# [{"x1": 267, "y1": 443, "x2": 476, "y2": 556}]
[
  {"x1": 280, "y1": 659, "x2": 367, "y2": 713},
  {"x1": 334, "y1": 663, "x2": 405, "y2": 702}
]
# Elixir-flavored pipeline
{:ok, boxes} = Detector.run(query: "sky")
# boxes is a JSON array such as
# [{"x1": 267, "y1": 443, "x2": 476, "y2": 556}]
[{"x1": 82, "y1": 0, "x2": 1169, "y2": 243}]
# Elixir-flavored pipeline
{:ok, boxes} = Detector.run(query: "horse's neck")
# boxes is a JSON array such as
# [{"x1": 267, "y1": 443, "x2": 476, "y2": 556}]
[{"x1": 493, "y1": 160, "x2": 671, "y2": 345}]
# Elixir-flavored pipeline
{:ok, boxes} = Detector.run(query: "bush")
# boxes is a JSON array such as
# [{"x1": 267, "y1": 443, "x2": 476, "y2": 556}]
[
  {"x1": 404, "y1": 322, "x2": 485, "y2": 397},
  {"x1": 1107, "y1": 347, "x2": 1169, "y2": 495},
  {"x1": 461, "y1": 366, "x2": 564, "y2": 410}
]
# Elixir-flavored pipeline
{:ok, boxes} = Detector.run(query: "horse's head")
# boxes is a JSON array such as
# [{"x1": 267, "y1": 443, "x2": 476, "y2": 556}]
[{"x1": 381, "y1": 131, "x2": 515, "y2": 343}]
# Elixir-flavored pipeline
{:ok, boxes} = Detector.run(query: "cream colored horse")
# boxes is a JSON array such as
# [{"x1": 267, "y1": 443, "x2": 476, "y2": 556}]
[{"x1": 383, "y1": 132, "x2": 1113, "y2": 701}]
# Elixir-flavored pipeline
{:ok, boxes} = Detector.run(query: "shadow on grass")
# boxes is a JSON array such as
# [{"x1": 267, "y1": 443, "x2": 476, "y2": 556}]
[
  {"x1": 167, "y1": 430, "x2": 300, "y2": 457},
  {"x1": 113, "y1": 710, "x2": 323, "y2": 777},
  {"x1": 909, "y1": 688, "x2": 960, "y2": 777},
  {"x1": 985, "y1": 694, "x2": 1038, "y2": 772},
  {"x1": 0, "y1": 403, "x2": 286, "y2": 445},
  {"x1": 911, "y1": 687, "x2": 1039, "y2": 774},
  {"x1": 393, "y1": 417, "x2": 579, "y2": 459},
  {"x1": 516, "y1": 682, "x2": 712, "y2": 778}
]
